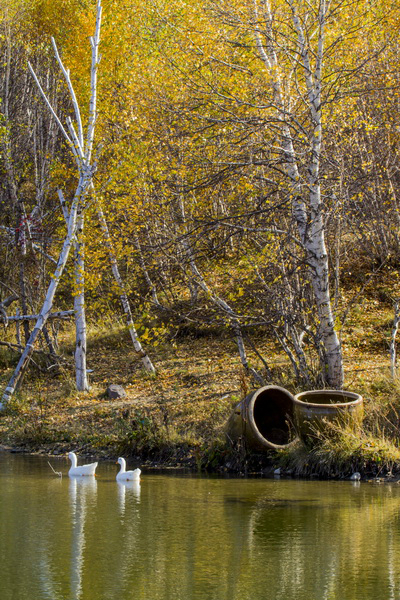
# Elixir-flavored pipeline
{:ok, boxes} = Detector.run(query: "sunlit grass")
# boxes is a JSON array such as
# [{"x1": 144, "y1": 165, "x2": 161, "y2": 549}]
[
  {"x1": 278, "y1": 387, "x2": 400, "y2": 478},
  {"x1": 1, "y1": 276, "x2": 400, "y2": 476}
]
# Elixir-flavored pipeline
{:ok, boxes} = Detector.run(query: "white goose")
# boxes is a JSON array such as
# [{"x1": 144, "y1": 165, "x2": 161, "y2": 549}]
[
  {"x1": 116, "y1": 457, "x2": 141, "y2": 482},
  {"x1": 68, "y1": 452, "x2": 98, "y2": 477}
]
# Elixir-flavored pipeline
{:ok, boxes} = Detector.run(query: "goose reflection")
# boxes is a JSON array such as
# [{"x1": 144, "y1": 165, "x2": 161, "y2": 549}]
[
  {"x1": 117, "y1": 480, "x2": 141, "y2": 515},
  {"x1": 69, "y1": 476, "x2": 97, "y2": 600}
]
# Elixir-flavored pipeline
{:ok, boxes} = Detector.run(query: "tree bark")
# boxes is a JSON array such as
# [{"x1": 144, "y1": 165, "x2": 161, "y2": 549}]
[
  {"x1": 390, "y1": 299, "x2": 400, "y2": 379},
  {"x1": 254, "y1": 0, "x2": 343, "y2": 387},
  {"x1": 74, "y1": 209, "x2": 89, "y2": 390},
  {"x1": 1, "y1": 171, "x2": 92, "y2": 406}
]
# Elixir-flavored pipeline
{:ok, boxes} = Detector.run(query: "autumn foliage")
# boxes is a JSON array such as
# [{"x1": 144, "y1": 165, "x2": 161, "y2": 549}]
[{"x1": 1, "y1": 0, "x2": 400, "y2": 388}]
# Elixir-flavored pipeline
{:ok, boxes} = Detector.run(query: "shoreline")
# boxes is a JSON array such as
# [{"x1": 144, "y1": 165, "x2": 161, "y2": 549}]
[
  {"x1": 1, "y1": 443, "x2": 398, "y2": 484},
  {"x1": 0, "y1": 317, "x2": 399, "y2": 481}
]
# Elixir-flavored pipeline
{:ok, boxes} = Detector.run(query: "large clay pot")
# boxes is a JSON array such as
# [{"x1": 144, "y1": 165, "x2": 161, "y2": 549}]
[
  {"x1": 293, "y1": 389, "x2": 363, "y2": 441},
  {"x1": 226, "y1": 385, "x2": 298, "y2": 451}
]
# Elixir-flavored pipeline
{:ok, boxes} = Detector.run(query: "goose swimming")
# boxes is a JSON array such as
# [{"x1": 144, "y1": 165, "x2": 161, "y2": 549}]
[
  {"x1": 116, "y1": 457, "x2": 141, "y2": 482},
  {"x1": 68, "y1": 452, "x2": 98, "y2": 477}
]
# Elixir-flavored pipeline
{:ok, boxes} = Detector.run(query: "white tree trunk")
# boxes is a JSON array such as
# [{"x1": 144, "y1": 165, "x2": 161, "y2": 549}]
[
  {"x1": 254, "y1": 0, "x2": 343, "y2": 387},
  {"x1": 1, "y1": 0, "x2": 102, "y2": 407},
  {"x1": 59, "y1": 191, "x2": 89, "y2": 390},
  {"x1": 2, "y1": 173, "x2": 91, "y2": 406},
  {"x1": 7, "y1": 310, "x2": 73, "y2": 321},
  {"x1": 74, "y1": 210, "x2": 89, "y2": 391},
  {"x1": 290, "y1": 0, "x2": 343, "y2": 388},
  {"x1": 390, "y1": 299, "x2": 400, "y2": 379}
]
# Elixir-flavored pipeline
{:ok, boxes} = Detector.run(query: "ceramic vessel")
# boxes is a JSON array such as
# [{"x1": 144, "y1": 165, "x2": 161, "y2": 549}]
[
  {"x1": 293, "y1": 389, "x2": 363, "y2": 441},
  {"x1": 226, "y1": 385, "x2": 298, "y2": 451}
]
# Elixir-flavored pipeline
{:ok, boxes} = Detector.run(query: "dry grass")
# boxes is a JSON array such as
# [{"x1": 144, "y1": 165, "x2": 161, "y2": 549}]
[
  {"x1": 1, "y1": 277, "x2": 400, "y2": 475},
  {"x1": 0, "y1": 322, "x2": 248, "y2": 465}
]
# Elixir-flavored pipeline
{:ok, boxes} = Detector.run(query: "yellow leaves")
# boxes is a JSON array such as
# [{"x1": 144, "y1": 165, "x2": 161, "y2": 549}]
[{"x1": 141, "y1": 327, "x2": 150, "y2": 341}]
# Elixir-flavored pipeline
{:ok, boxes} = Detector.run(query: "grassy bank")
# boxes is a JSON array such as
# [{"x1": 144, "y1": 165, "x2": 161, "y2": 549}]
[{"x1": 0, "y1": 285, "x2": 400, "y2": 479}]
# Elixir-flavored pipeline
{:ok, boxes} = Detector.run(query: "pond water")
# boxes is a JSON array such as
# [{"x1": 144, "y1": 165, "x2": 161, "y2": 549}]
[{"x1": 1, "y1": 453, "x2": 400, "y2": 600}]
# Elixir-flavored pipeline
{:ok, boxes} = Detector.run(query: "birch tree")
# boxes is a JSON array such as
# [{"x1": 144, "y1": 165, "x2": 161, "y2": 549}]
[
  {"x1": 132, "y1": 0, "x2": 345, "y2": 386},
  {"x1": 1, "y1": 0, "x2": 103, "y2": 407},
  {"x1": 247, "y1": 0, "x2": 343, "y2": 387}
]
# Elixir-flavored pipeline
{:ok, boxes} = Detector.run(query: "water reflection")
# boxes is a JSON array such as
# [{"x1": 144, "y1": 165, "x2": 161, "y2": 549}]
[
  {"x1": 246, "y1": 483, "x2": 400, "y2": 600},
  {"x1": 117, "y1": 480, "x2": 141, "y2": 514},
  {"x1": 69, "y1": 477, "x2": 97, "y2": 600},
  {"x1": 2, "y1": 454, "x2": 400, "y2": 600}
]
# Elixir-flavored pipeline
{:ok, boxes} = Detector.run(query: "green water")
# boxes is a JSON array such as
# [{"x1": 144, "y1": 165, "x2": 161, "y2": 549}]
[{"x1": 1, "y1": 453, "x2": 400, "y2": 600}]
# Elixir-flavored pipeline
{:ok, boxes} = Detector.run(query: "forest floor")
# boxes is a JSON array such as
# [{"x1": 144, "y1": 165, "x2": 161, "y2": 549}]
[{"x1": 1, "y1": 270, "x2": 400, "y2": 480}]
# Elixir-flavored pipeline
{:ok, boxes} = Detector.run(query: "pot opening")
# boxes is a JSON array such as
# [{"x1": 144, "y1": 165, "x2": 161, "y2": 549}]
[
  {"x1": 296, "y1": 391, "x2": 360, "y2": 406},
  {"x1": 253, "y1": 388, "x2": 294, "y2": 445}
]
